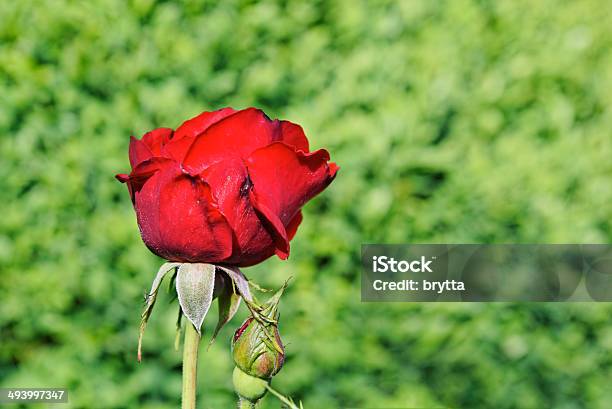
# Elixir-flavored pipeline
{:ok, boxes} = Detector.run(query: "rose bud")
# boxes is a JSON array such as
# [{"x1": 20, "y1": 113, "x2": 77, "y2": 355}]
[
  {"x1": 232, "y1": 286, "x2": 285, "y2": 379},
  {"x1": 232, "y1": 317, "x2": 285, "y2": 379},
  {"x1": 115, "y1": 107, "x2": 338, "y2": 266},
  {"x1": 231, "y1": 285, "x2": 286, "y2": 403}
]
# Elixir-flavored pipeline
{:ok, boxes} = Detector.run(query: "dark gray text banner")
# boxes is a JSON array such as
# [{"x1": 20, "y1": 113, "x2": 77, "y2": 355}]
[{"x1": 361, "y1": 244, "x2": 612, "y2": 302}]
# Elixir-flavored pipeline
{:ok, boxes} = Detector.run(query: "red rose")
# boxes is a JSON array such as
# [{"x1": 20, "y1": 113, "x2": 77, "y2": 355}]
[{"x1": 116, "y1": 107, "x2": 338, "y2": 267}]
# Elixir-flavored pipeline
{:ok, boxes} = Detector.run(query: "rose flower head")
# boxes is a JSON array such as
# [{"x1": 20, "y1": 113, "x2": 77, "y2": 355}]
[{"x1": 116, "y1": 107, "x2": 338, "y2": 266}]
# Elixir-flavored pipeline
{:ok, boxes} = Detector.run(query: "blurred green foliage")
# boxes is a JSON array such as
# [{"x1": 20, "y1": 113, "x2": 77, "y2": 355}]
[{"x1": 1, "y1": 0, "x2": 612, "y2": 408}]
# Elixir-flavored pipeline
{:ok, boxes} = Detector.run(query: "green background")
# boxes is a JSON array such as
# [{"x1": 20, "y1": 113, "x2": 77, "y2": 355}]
[{"x1": 1, "y1": 0, "x2": 612, "y2": 408}]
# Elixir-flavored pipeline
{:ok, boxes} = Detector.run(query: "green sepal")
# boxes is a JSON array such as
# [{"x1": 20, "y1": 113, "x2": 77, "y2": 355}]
[
  {"x1": 209, "y1": 275, "x2": 242, "y2": 347},
  {"x1": 175, "y1": 263, "x2": 216, "y2": 335},
  {"x1": 138, "y1": 262, "x2": 180, "y2": 362}
]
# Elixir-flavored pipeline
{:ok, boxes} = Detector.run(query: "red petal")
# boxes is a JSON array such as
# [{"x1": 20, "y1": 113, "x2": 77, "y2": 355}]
[
  {"x1": 286, "y1": 210, "x2": 303, "y2": 241},
  {"x1": 142, "y1": 128, "x2": 173, "y2": 155},
  {"x1": 246, "y1": 143, "x2": 337, "y2": 259},
  {"x1": 129, "y1": 128, "x2": 173, "y2": 168},
  {"x1": 120, "y1": 157, "x2": 173, "y2": 203},
  {"x1": 128, "y1": 136, "x2": 152, "y2": 168},
  {"x1": 248, "y1": 190, "x2": 290, "y2": 260},
  {"x1": 116, "y1": 173, "x2": 132, "y2": 199},
  {"x1": 280, "y1": 121, "x2": 309, "y2": 152},
  {"x1": 134, "y1": 163, "x2": 233, "y2": 263},
  {"x1": 199, "y1": 158, "x2": 277, "y2": 266},
  {"x1": 329, "y1": 162, "x2": 339, "y2": 178},
  {"x1": 182, "y1": 108, "x2": 283, "y2": 174},
  {"x1": 162, "y1": 108, "x2": 237, "y2": 162},
  {"x1": 130, "y1": 157, "x2": 173, "y2": 178},
  {"x1": 116, "y1": 173, "x2": 129, "y2": 183},
  {"x1": 129, "y1": 157, "x2": 173, "y2": 191},
  {"x1": 174, "y1": 107, "x2": 237, "y2": 140}
]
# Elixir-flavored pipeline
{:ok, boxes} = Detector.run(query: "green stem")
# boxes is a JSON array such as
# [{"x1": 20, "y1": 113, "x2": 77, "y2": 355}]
[
  {"x1": 238, "y1": 397, "x2": 256, "y2": 408},
  {"x1": 265, "y1": 384, "x2": 302, "y2": 409},
  {"x1": 182, "y1": 323, "x2": 201, "y2": 409}
]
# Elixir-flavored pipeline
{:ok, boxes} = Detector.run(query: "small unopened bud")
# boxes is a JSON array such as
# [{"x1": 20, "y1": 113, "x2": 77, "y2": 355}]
[
  {"x1": 232, "y1": 283, "x2": 286, "y2": 380},
  {"x1": 231, "y1": 283, "x2": 288, "y2": 405},
  {"x1": 232, "y1": 316, "x2": 285, "y2": 379}
]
